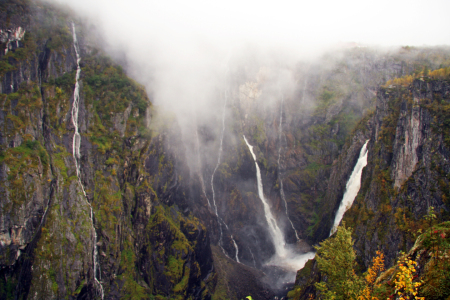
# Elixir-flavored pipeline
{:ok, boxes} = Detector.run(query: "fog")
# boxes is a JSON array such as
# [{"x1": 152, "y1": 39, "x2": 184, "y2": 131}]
[{"x1": 50, "y1": 0, "x2": 450, "y2": 115}]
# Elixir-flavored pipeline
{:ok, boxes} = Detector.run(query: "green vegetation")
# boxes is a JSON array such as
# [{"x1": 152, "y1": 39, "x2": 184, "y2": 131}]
[
  {"x1": 314, "y1": 224, "x2": 364, "y2": 300},
  {"x1": 81, "y1": 54, "x2": 151, "y2": 157},
  {"x1": 0, "y1": 138, "x2": 49, "y2": 217},
  {"x1": 290, "y1": 221, "x2": 450, "y2": 300},
  {"x1": 145, "y1": 205, "x2": 208, "y2": 299},
  {"x1": 2, "y1": 0, "x2": 449, "y2": 298},
  {"x1": 118, "y1": 240, "x2": 148, "y2": 300},
  {"x1": 0, "y1": 0, "x2": 215, "y2": 299}
]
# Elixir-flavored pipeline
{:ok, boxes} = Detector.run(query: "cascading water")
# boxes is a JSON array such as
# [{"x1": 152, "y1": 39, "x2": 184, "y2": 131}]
[
  {"x1": 330, "y1": 140, "x2": 369, "y2": 236},
  {"x1": 210, "y1": 93, "x2": 240, "y2": 262},
  {"x1": 243, "y1": 135, "x2": 287, "y2": 257},
  {"x1": 71, "y1": 23, "x2": 104, "y2": 299},
  {"x1": 71, "y1": 23, "x2": 83, "y2": 184},
  {"x1": 277, "y1": 96, "x2": 299, "y2": 241},
  {"x1": 243, "y1": 135, "x2": 315, "y2": 286}
]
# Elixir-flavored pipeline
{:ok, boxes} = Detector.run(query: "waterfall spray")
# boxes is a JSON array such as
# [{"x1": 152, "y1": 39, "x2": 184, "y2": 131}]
[
  {"x1": 330, "y1": 140, "x2": 369, "y2": 236},
  {"x1": 243, "y1": 135, "x2": 287, "y2": 257},
  {"x1": 71, "y1": 23, "x2": 104, "y2": 299},
  {"x1": 277, "y1": 96, "x2": 299, "y2": 241},
  {"x1": 210, "y1": 92, "x2": 240, "y2": 262}
]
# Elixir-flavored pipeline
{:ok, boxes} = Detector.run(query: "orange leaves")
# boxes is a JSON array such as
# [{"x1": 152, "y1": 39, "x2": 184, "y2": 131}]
[
  {"x1": 366, "y1": 251, "x2": 385, "y2": 286},
  {"x1": 358, "y1": 251, "x2": 385, "y2": 300}
]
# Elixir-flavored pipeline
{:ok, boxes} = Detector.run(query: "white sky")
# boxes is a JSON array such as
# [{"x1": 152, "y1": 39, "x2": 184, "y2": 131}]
[{"x1": 58, "y1": 0, "x2": 450, "y2": 48}]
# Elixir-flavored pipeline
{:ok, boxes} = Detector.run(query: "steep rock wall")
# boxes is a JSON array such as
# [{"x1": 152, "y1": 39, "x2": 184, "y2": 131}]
[
  {"x1": 194, "y1": 50, "x2": 450, "y2": 271},
  {"x1": 0, "y1": 1, "x2": 215, "y2": 299},
  {"x1": 346, "y1": 77, "x2": 450, "y2": 268},
  {"x1": 289, "y1": 74, "x2": 450, "y2": 300}
]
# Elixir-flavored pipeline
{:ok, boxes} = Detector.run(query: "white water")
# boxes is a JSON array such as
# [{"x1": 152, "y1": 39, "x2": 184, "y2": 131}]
[
  {"x1": 265, "y1": 250, "x2": 316, "y2": 274},
  {"x1": 277, "y1": 96, "x2": 299, "y2": 241},
  {"x1": 231, "y1": 235, "x2": 239, "y2": 262},
  {"x1": 243, "y1": 135, "x2": 315, "y2": 280},
  {"x1": 71, "y1": 23, "x2": 104, "y2": 299},
  {"x1": 210, "y1": 93, "x2": 240, "y2": 262},
  {"x1": 330, "y1": 140, "x2": 369, "y2": 236},
  {"x1": 243, "y1": 135, "x2": 287, "y2": 257}
]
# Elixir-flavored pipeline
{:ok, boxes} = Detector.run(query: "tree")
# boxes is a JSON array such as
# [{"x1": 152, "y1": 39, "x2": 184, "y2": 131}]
[
  {"x1": 393, "y1": 256, "x2": 424, "y2": 300},
  {"x1": 314, "y1": 224, "x2": 363, "y2": 300},
  {"x1": 359, "y1": 251, "x2": 385, "y2": 300}
]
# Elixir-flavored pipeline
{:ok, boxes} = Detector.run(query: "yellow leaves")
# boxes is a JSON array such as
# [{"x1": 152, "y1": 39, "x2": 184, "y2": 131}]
[
  {"x1": 383, "y1": 76, "x2": 414, "y2": 88},
  {"x1": 393, "y1": 256, "x2": 424, "y2": 300},
  {"x1": 382, "y1": 67, "x2": 450, "y2": 89},
  {"x1": 428, "y1": 67, "x2": 450, "y2": 79}
]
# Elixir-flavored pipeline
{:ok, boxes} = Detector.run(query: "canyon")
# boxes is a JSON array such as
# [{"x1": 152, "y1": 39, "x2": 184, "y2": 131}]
[{"x1": 1, "y1": 1, "x2": 450, "y2": 299}]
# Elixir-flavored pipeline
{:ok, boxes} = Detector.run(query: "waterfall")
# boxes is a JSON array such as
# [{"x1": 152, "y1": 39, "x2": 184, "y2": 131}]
[
  {"x1": 248, "y1": 247, "x2": 257, "y2": 267},
  {"x1": 330, "y1": 140, "x2": 369, "y2": 236},
  {"x1": 232, "y1": 236, "x2": 239, "y2": 262},
  {"x1": 71, "y1": 22, "x2": 82, "y2": 183},
  {"x1": 302, "y1": 79, "x2": 307, "y2": 101},
  {"x1": 277, "y1": 96, "x2": 299, "y2": 241},
  {"x1": 71, "y1": 23, "x2": 104, "y2": 299},
  {"x1": 243, "y1": 135, "x2": 287, "y2": 257},
  {"x1": 210, "y1": 93, "x2": 240, "y2": 262},
  {"x1": 195, "y1": 129, "x2": 211, "y2": 208}
]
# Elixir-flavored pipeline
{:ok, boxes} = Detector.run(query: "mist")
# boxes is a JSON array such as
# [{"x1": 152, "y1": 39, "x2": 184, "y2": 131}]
[
  {"x1": 49, "y1": 0, "x2": 450, "y2": 117},
  {"x1": 49, "y1": 0, "x2": 450, "y2": 250}
]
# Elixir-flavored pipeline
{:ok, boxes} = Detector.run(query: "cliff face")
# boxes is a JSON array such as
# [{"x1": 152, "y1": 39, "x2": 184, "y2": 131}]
[
  {"x1": 198, "y1": 46, "x2": 450, "y2": 264},
  {"x1": 0, "y1": 1, "x2": 215, "y2": 299},
  {"x1": 291, "y1": 74, "x2": 450, "y2": 299},
  {"x1": 347, "y1": 77, "x2": 450, "y2": 267},
  {"x1": 290, "y1": 74, "x2": 450, "y2": 300}
]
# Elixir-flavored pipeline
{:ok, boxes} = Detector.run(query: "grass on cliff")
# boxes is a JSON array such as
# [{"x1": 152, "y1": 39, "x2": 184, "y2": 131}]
[{"x1": 0, "y1": 138, "x2": 49, "y2": 216}]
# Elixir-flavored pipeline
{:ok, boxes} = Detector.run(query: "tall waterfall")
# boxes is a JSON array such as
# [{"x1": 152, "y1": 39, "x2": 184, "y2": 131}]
[
  {"x1": 330, "y1": 140, "x2": 369, "y2": 236},
  {"x1": 243, "y1": 135, "x2": 287, "y2": 257},
  {"x1": 71, "y1": 23, "x2": 104, "y2": 299},
  {"x1": 71, "y1": 23, "x2": 82, "y2": 183},
  {"x1": 210, "y1": 93, "x2": 240, "y2": 262},
  {"x1": 277, "y1": 96, "x2": 299, "y2": 241},
  {"x1": 195, "y1": 130, "x2": 211, "y2": 208}
]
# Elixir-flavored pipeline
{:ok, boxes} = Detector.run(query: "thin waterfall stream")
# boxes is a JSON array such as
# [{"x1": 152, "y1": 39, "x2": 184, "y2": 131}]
[
  {"x1": 71, "y1": 23, "x2": 104, "y2": 299},
  {"x1": 210, "y1": 93, "x2": 240, "y2": 262},
  {"x1": 277, "y1": 96, "x2": 299, "y2": 241},
  {"x1": 243, "y1": 135, "x2": 287, "y2": 257}
]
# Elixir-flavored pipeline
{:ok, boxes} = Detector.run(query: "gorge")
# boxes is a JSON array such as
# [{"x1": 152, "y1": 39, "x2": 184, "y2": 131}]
[{"x1": 1, "y1": 0, "x2": 450, "y2": 299}]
